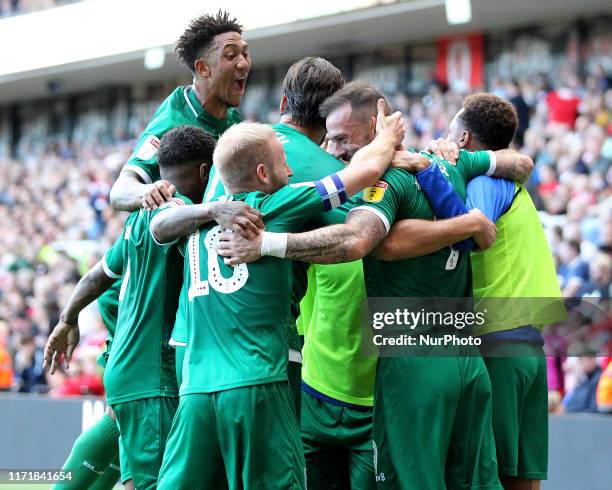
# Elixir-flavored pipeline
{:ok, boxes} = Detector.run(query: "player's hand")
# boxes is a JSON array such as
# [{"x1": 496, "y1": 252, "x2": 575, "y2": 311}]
[
  {"x1": 142, "y1": 180, "x2": 176, "y2": 210},
  {"x1": 425, "y1": 138, "x2": 459, "y2": 164},
  {"x1": 391, "y1": 151, "x2": 431, "y2": 173},
  {"x1": 212, "y1": 202, "x2": 265, "y2": 240},
  {"x1": 216, "y1": 232, "x2": 263, "y2": 265},
  {"x1": 43, "y1": 320, "x2": 80, "y2": 374},
  {"x1": 469, "y1": 209, "x2": 497, "y2": 251},
  {"x1": 375, "y1": 99, "x2": 406, "y2": 147}
]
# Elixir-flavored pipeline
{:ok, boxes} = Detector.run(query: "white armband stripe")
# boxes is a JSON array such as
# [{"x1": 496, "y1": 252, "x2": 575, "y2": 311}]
[{"x1": 485, "y1": 150, "x2": 497, "y2": 177}]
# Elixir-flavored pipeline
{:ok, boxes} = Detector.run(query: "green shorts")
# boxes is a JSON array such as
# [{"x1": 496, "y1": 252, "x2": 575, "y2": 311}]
[
  {"x1": 157, "y1": 382, "x2": 305, "y2": 490},
  {"x1": 373, "y1": 356, "x2": 501, "y2": 489},
  {"x1": 118, "y1": 436, "x2": 131, "y2": 484},
  {"x1": 288, "y1": 358, "x2": 302, "y2": 422},
  {"x1": 113, "y1": 396, "x2": 178, "y2": 490},
  {"x1": 301, "y1": 392, "x2": 375, "y2": 490},
  {"x1": 482, "y1": 342, "x2": 548, "y2": 480}
]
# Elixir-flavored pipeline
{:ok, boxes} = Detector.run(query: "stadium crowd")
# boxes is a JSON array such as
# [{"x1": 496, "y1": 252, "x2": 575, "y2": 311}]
[
  {"x1": 0, "y1": 0, "x2": 76, "y2": 17},
  {"x1": 0, "y1": 65, "x2": 609, "y2": 411}
]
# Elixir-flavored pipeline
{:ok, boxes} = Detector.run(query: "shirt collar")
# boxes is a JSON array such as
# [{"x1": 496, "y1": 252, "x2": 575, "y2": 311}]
[{"x1": 185, "y1": 85, "x2": 231, "y2": 132}]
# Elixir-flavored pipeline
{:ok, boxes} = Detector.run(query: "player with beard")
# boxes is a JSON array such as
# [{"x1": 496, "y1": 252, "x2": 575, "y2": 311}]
[
  {"x1": 217, "y1": 82, "x2": 535, "y2": 489},
  {"x1": 377, "y1": 94, "x2": 565, "y2": 490}
]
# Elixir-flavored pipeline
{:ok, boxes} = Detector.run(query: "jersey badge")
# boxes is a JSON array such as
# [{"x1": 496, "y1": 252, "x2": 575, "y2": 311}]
[{"x1": 363, "y1": 181, "x2": 388, "y2": 202}]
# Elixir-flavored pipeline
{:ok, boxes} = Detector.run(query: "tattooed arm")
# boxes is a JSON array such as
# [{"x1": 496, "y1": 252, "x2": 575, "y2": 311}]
[
  {"x1": 217, "y1": 210, "x2": 387, "y2": 265},
  {"x1": 491, "y1": 149, "x2": 534, "y2": 183}
]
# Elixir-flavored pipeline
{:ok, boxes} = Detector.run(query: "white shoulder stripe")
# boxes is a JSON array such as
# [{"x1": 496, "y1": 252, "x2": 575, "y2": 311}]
[
  {"x1": 102, "y1": 256, "x2": 121, "y2": 279},
  {"x1": 349, "y1": 206, "x2": 391, "y2": 234},
  {"x1": 121, "y1": 164, "x2": 153, "y2": 185}
]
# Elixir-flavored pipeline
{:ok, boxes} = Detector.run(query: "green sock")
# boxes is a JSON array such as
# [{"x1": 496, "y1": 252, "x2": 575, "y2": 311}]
[
  {"x1": 52, "y1": 414, "x2": 120, "y2": 489},
  {"x1": 90, "y1": 454, "x2": 121, "y2": 490}
]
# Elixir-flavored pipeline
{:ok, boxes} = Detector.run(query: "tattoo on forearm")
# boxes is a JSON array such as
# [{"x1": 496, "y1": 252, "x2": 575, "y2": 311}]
[
  {"x1": 285, "y1": 212, "x2": 387, "y2": 264},
  {"x1": 496, "y1": 152, "x2": 530, "y2": 183}
]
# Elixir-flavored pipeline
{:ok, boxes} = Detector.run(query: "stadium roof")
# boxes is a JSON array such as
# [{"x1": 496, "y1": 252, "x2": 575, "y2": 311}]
[{"x1": 0, "y1": 0, "x2": 610, "y2": 104}]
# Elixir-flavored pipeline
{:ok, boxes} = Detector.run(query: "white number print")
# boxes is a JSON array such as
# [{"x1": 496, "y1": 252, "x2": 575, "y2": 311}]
[
  {"x1": 188, "y1": 226, "x2": 249, "y2": 300},
  {"x1": 445, "y1": 248, "x2": 459, "y2": 270}
]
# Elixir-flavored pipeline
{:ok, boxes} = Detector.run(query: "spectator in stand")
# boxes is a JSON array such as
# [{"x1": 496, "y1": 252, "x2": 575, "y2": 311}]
[
  {"x1": 557, "y1": 240, "x2": 590, "y2": 297},
  {"x1": 563, "y1": 356, "x2": 603, "y2": 413},
  {"x1": 15, "y1": 332, "x2": 46, "y2": 392},
  {"x1": 0, "y1": 321, "x2": 13, "y2": 391},
  {"x1": 546, "y1": 76, "x2": 582, "y2": 129},
  {"x1": 506, "y1": 80, "x2": 530, "y2": 146},
  {"x1": 580, "y1": 252, "x2": 611, "y2": 299}
]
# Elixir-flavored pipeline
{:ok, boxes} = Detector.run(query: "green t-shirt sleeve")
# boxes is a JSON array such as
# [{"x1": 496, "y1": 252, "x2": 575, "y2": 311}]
[
  {"x1": 149, "y1": 194, "x2": 194, "y2": 248},
  {"x1": 123, "y1": 103, "x2": 177, "y2": 183},
  {"x1": 351, "y1": 168, "x2": 414, "y2": 233},
  {"x1": 456, "y1": 149, "x2": 495, "y2": 182},
  {"x1": 102, "y1": 234, "x2": 124, "y2": 279},
  {"x1": 260, "y1": 176, "x2": 348, "y2": 232}
]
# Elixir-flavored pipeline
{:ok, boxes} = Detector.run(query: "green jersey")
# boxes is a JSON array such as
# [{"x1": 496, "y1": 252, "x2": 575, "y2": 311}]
[
  {"x1": 123, "y1": 85, "x2": 241, "y2": 184},
  {"x1": 102, "y1": 203, "x2": 184, "y2": 404},
  {"x1": 163, "y1": 194, "x2": 194, "y2": 346},
  {"x1": 96, "y1": 278, "x2": 121, "y2": 368},
  {"x1": 354, "y1": 150, "x2": 494, "y2": 299},
  {"x1": 180, "y1": 177, "x2": 348, "y2": 395},
  {"x1": 202, "y1": 123, "x2": 350, "y2": 352}
]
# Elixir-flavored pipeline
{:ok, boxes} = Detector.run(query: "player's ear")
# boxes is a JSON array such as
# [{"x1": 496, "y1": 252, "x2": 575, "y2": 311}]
[
  {"x1": 199, "y1": 163, "x2": 209, "y2": 184},
  {"x1": 369, "y1": 115, "x2": 377, "y2": 139},
  {"x1": 279, "y1": 95, "x2": 288, "y2": 114},
  {"x1": 460, "y1": 130, "x2": 470, "y2": 148},
  {"x1": 255, "y1": 163, "x2": 268, "y2": 183},
  {"x1": 194, "y1": 58, "x2": 210, "y2": 79}
]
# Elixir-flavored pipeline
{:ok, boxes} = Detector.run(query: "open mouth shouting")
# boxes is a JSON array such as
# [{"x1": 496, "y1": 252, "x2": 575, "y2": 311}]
[{"x1": 233, "y1": 76, "x2": 247, "y2": 94}]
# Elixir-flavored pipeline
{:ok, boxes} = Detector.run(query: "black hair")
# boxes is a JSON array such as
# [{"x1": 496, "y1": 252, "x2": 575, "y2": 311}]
[
  {"x1": 175, "y1": 10, "x2": 243, "y2": 72},
  {"x1": 459, "y1": 93, "x2": 518, "y2": 150},
  {"x1": 319, "y1": 80, "x2": 390, "y2": 120},
  {"x1": 281, "y1": 57, "x2": 345, "y2": 129},
  {"x1": 157, "y1": 126, "x2": 216, "y2": 169}
]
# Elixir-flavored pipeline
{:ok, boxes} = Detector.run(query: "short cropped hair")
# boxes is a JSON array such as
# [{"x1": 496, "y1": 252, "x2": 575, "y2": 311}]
[
  {"x1": 214, "y1": 122, "x2": 276, "y2": 189},
  {"x1": 175, "y1": 10, "x2": 243, "y2": 72},
  {"x1": 319, "y1": 80, "x2": 391, "y2": 120},
  {"x1": 459, "y1": 93, "x2": 518, "y2": 151},
  {"x1": 281, "y1": 57, "x2": 345, "y2": 129},
  {"x1": 158, "y1": 126, "x2": 216, "y2": 170}
]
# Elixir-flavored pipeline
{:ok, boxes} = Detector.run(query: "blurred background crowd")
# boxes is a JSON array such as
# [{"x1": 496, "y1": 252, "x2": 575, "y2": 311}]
[
  {"x1": 0, "y1": 11, "x2": 609, "y2": 415},
  {"x1": 0, "y1": 0, "x2": 77, "y2": 17}
]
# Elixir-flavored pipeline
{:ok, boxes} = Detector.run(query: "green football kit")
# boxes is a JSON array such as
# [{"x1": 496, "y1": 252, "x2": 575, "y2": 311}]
[
  {"x1": 157, "y1": 173, "x2": 350, "y2": 490},
  {"x1": 102, "y1": 202, "x2": 184, "y2": 490},
  {"x1": 354, "y1": 151, "x2": 502, "y2": 489},
  {"x1": 122, "y1": 85, "x2": 241, "y2": 185},
  {"x1": 470, "y1": 182, "x2": 565, "y2": 480},
  {"x1": 202, "y1": 122, "x2": 355, "y2": 419},
  {"x1": 117, "y1": 84, "x2": 241, "y2": 385},
  {"x1": 54, "y1": 281, "x2": 125, "y2": 490},
  {"x1": 415, "y1": 159, "x2": 567, "y2": 482}
]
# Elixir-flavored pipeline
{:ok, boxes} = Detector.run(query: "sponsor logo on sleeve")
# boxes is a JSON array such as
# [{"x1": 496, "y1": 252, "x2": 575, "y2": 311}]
[
  {"x1": 362, "y1": 181, "x2": 388, "y2": 202},
  {"x1": 135, "y1": 135, "x2": 161, "y2": 160}
]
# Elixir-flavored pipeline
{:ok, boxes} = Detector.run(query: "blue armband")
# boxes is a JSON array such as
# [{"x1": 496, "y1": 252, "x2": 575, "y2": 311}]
[{"x1": 415, "y1": 160, "x2": 476, "y2": 251}]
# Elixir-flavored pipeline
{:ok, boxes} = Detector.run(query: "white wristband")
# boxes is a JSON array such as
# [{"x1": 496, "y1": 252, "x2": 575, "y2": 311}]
[{"x1": 260, "y1": 232, "x2": 288, "y2": 258}]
